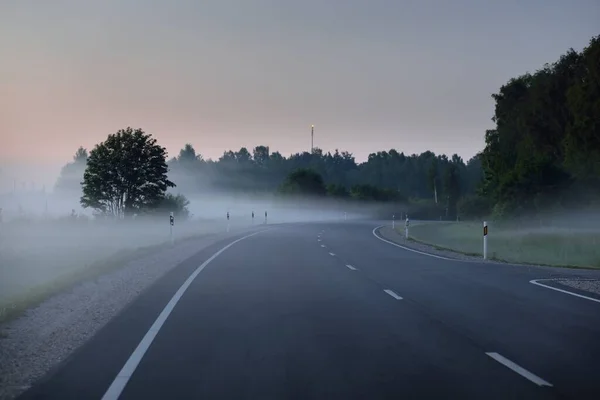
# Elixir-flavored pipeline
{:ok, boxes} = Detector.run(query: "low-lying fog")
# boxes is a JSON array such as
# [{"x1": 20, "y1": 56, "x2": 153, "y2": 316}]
[
  {"x1": 3, "y1": 164, "x2": 599, "y2": 306},
  {"x1": 0, "y1": 182, "x2": 389, "y2": 305}
]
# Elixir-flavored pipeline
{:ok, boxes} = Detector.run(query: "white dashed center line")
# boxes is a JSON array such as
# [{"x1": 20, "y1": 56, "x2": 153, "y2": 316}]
[
  {"x1": 321, "y1": 244, "x2": 326, "y2": 248},
  {"x1": 383, "y1": 289, "x2": 403, "y2": 300},
  {"x1": 486, "y1": 352, "x2": 553, "y2": 387},
  {"x1": 329, "y1": 252, "x2": 336, "y2": 256},
  {"x1": 346, "y1": 265, "x2": 357, "y2": 270}
]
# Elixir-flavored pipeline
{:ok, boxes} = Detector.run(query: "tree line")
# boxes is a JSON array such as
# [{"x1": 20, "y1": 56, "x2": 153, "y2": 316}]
[
  {"x1": 54, "y1": 35, "x2": 598, "y2": 220},
  {"x1": 56, "y1": 140, "x2": 481, "y2": 219},
  {"x1": 479, "y1": 35, "x2": 599, "y2": 218},
  {"x1": 168, "y1": 143, "x2": 482, "y2": 215}
]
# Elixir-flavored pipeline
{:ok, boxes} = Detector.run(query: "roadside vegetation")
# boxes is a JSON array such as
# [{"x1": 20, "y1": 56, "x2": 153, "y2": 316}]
[
  {"x1": 404, "y1": 222, "x2": 600, "y2": 268},
  {"x1": 398, "y1": 35, "x2": 600, "y2": 267}
]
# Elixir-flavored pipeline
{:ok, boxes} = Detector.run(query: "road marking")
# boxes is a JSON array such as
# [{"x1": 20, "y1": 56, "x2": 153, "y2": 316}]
[
  {"x1": 317, "y1": 239, "x2": 321, "y2": 242},
  {"x1": 346, "y1": 264, "x2": 357, "y2": 270},
  {"x1": 372, "y1": 226, "x2": 456, "y2": 261},
  {"x1": 383, "y1": 289, "x2": 403, "y2": 300},
  {"x1": 101, "y1": 229, "x2": 271, "y2": 400},
  {"x1": 321, "y1": 244, "x2": 326, "y2": 248},
  {"x1": 530, "y1": 279, "x2": 600, "y2": 304},
  {"x1": 329, "y1": 252, "x2": 336, "y2": 256},
  {"x1": 485, "y1": 352, "x2": 552, "y2": 387}
]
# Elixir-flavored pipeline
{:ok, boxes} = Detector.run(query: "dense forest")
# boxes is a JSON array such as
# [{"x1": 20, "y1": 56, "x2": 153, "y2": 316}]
[
  {"x1": 54, "y1": 35, "x2": 599, "y2": 220},
  {"x1": 480, "y1": 35, "x2": 599, "y2": 218}
]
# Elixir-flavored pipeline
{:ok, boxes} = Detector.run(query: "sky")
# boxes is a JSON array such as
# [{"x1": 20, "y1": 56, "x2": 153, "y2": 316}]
[{"x1": 1, "y1": 0, "x2": 599, "y2": 190}]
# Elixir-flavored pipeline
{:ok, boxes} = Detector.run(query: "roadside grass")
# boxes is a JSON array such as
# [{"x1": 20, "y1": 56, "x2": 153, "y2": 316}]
[
  {"x1": 0, "y1": 232, "x2": 220, "y2": 325},
  {"x1": 401, "y1": 222, "x2": 600, "y2": 268},
  {"x1": 0, "y1": 244, "x2": 164, "y2": 325}
]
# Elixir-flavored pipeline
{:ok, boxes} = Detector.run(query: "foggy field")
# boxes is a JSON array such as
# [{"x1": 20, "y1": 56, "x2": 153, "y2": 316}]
[
  {"x1": 0, "y1": 192, "x2": 369, "y2": 320},
  {"x1": 0, "y1": 218, "x2": 242, "y2": 307},
  {"x1": 405, "y1": 221, "x2": 600, "y2": 268}
]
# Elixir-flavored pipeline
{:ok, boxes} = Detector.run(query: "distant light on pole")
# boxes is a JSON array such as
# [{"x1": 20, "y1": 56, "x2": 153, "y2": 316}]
[{"x1": 311, "y1": 125, "x2": 314, "y2": 153}]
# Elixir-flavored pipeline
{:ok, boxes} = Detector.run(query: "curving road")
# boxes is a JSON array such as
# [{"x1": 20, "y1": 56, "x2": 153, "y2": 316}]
[{"x1": 19, "y1": 221, "x2": 600, "y2": 399}]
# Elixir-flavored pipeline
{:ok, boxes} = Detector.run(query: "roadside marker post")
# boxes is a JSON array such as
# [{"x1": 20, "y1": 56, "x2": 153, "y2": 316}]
[
  {"x1": 483, "y1": 221, "x2": 488, "y2": 260},
  {"x1": 344, "y1": 212, "x2": 347, "y2": 221},
  {"x1": 265, "y1": 211, "x2": 268, "y2": 225},
  {"x1": 169, "y1": 212, "x2": 174, "y2": 245},
  {"x1": 227, "y1": 212, "x2": 230, "y2": 232},
  {"x1": 405, "y1": 216, "x2": 410, "y2": 239},
  {"x1": 392, "y1": 214, "x2": 395, "y2": 229},
  {"x1": 252, "y1": 211, "x2": 255, "y2": 225}
]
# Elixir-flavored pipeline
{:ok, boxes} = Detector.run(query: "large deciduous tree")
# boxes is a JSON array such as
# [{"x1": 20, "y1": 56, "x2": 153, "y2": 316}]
[{"x1": 81, "y1": 127, "x2": 174, "y2": 217}]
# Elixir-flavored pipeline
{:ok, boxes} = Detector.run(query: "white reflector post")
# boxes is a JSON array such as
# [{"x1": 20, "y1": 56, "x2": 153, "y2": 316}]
[{"x1": 483, "y1": 220, "x2": 488, "y2": 260}]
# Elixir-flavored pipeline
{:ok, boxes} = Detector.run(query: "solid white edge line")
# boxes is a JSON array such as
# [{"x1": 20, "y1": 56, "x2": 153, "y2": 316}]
[
  {"x1": 383, "y1": 289, "x2": 403, "y2": 300},
  {"x1": 372, "y1": 226, "x2": 456, "y2": 261},
  {"x1": 530, "y1": 279, "x2": 600, "y2": 304},
  {"x1": 101, "y1": 229, "x2": 271, "y2": 400},
  {"x1": 329, "y1": 252, "x2": 336, "y2": 256},
  {"x1": 485, "y1": 352, "x2": 553, "y2": 387},
  {"x1": 346, "y1": 265, "x2": 357, "y2": 270}
]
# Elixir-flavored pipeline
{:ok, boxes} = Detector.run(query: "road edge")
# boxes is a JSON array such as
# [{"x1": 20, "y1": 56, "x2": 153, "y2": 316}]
[{"x1": 101, "y1": 228, "x2": 272, "y2": 400}]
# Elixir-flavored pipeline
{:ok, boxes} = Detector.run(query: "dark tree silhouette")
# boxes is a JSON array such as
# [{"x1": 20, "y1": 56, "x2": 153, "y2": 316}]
[
  {"x1": 279, "y1": 168, "x2": 327, "y2": 197},
  {"x1": 81, "y1": 127, "x2": 174, "y2": 217}
]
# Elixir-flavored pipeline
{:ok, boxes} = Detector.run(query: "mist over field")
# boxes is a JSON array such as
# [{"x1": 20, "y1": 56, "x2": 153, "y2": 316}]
[
  {"x1": 2, "y1": 153, "x2": 600, "y2": 309},
  {"x1": 0, "y1": 164, "x2": 386, "y2": 307}
]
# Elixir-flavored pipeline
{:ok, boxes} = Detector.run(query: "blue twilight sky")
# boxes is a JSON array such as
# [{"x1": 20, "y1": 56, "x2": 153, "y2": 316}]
[{"x1": 1, "y1": 0, "x2": 599, "y2": 187}]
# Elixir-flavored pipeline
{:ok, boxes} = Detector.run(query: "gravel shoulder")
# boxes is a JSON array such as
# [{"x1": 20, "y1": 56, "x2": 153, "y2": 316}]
[
  {"x1": 0, "y1": 227, "x2": 262, "y2": 400},
  {"x1": 550, "y1": 279, "x2": 600, "y2": 296}
]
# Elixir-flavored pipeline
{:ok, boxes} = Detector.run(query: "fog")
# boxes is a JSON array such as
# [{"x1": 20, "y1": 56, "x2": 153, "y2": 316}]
[
  {"x1": 0, "y1": 166, "x2": 394, "y2": 306},
  {"x1": 4, "y1": 161, "x2": 599, "y2": 308},
  {"x1": 0, "y1": 162, "x2": 61, "y2": 194}
]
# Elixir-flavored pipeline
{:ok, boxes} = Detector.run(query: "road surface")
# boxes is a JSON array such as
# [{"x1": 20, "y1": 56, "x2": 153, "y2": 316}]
[{"x1": 18, "y1": 221, "x2": 600, "y2": 399}]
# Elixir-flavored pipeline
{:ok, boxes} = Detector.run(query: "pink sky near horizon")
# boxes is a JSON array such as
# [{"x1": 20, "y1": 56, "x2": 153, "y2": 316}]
[{"x1": 2, "y1": 0, "x2": 599, "y2": 191}]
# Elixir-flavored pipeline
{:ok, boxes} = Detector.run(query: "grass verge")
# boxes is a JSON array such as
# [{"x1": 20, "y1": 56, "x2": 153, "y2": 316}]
[
  {"x1": 400, "y1": 222, "x2": 600, "y2": 269},
  {"x1": 0, "y1": 233, "x2": 215, "y2": 325}
]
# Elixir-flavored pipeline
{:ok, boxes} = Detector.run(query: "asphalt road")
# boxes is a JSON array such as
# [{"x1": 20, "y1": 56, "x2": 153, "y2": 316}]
[{"x1": 19, "y1": 221, "x2": 600, "y2": 399}]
